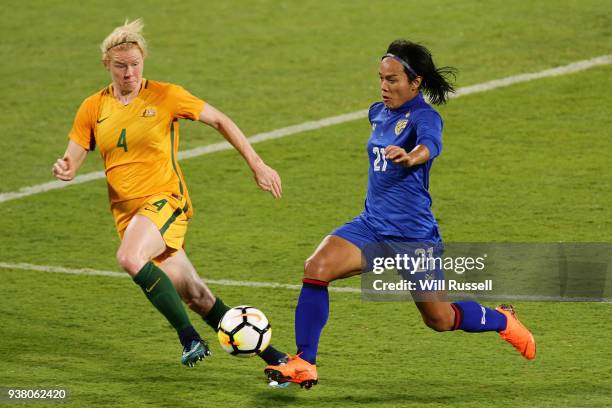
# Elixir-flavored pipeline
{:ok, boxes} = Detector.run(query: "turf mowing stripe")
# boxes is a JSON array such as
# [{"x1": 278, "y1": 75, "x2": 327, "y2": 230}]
[
  {"x1": 1, "y1": 54, "x2": 610, "y2": 205},
  {"x1": 1, "y1": 262, "x2": 610, "y2": 301}
]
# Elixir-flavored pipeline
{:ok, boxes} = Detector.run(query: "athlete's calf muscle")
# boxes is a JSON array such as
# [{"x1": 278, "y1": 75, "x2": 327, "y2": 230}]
[{"x1": 159, "y1": 250, "x2": 215, "y2": 315}]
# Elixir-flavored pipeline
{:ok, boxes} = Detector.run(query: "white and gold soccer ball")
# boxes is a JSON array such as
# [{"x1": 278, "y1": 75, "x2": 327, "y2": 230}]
[{"x1": 217, "y1": 305, "x2": 272, "y2": 357}]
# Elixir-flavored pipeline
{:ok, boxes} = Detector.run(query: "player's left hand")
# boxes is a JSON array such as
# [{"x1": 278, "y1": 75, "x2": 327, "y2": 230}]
[
  {"x1": 385, "y1": 145, "x2": 414, "y2": 167},
  {"x1": 252, "y1": 161, "x2": 282, "y2": 199}
]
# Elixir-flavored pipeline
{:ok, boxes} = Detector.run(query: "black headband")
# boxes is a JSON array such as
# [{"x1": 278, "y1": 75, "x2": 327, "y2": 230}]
[
  {"x1": 106, "y1": 40, "x2": 138, "y2": 52},
  {"x1": 382, "y1": 53, "x2": 418, "y2": 77}
]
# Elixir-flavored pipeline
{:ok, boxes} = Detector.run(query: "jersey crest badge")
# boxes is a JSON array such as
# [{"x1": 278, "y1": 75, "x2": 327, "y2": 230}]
[
  {"x1": 395, "y1": 119, "x2": 408, "y2": 136},
  {"x1": 143, "y1": 107, "x2": 157, "y2": 117}
]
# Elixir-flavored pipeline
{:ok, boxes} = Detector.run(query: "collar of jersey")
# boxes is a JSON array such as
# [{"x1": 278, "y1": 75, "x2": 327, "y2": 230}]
[{"x1": 107, "y1": 78, "x2": 147, "y2": 104}]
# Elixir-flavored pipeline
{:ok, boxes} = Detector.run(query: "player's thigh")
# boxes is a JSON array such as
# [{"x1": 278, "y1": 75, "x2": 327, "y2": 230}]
[
  {"x1": 304, "y1": 235, "x2": 364, "y2": 282},
  {"x1": 117, "y1": 215, "x2": 166, "y2": 269},
  {"x1": 137, "y1": 193, "x2": 189, "y2": 263}
]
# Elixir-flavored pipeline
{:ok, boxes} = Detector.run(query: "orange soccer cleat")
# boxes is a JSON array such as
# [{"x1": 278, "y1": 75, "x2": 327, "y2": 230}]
[
  {"x1": 264, "y1": 354, "x2": 318, "y2": 389},
  {"x1": 496, "y1": 304, "x2": 536, "y2": 360}
]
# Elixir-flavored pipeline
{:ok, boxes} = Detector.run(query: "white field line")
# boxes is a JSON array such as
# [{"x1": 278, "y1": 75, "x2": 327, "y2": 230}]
[
  {"x1": 0, "y1": 262, "x2": 359, "y2": 293},
  {"x1": 452, "y1": 54, "x2": 612, "y2": 97},
  {"x1": 1, "y1": 54, "x2": 611, "y2": 205},
  {"x1": 1, "y1": 262, "x2": 609, "y2": 301}
]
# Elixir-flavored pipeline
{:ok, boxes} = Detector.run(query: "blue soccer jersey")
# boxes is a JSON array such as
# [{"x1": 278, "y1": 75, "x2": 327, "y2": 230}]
[{"x1": 362, "y1": 93, "x2": 443, "y2": 239}]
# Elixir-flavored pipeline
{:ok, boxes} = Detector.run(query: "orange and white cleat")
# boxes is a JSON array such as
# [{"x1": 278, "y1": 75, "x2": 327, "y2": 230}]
[
  {"x1": 264, "y1": 354, "x2": 318, "y2": 389},
  {"x1": 496, "y1": 304, "x2": 536, "y2": 360}
]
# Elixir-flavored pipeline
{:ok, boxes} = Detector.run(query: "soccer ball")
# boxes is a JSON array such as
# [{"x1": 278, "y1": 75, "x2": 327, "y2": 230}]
[{"x1": 217, "y1": 305, "x2": 272, "y2": 357}]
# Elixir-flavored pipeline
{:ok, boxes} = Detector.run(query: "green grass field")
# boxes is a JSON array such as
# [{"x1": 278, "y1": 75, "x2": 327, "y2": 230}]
[{"x1": 1, "y1": 1, "x2": 611, "y2": 407}]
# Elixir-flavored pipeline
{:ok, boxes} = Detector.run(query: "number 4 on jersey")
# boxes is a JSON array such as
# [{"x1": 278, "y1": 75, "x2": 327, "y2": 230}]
[
  {"x1": 117, "y1": 128, "x2": 128, "y2": 152},
  {"x1": 152, "y1": 199, "x2": 167, "y2": 211}
]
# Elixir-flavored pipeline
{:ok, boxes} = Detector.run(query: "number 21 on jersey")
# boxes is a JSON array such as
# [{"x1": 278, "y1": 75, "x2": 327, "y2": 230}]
[{"x1": 373, "y1": 146, "x2": 388, "y2": 172}]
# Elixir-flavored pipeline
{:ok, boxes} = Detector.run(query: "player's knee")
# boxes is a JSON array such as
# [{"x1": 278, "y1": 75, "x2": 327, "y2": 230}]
[
  {"x1": 116, "y1": 249, "x2": 147, "y2": 276},
  {"x1": 422, "y1": 312, "x2": 454, "y2": 332},
  {"x1": 303, "y1": 256, "x2": 334, "y2": 282}
]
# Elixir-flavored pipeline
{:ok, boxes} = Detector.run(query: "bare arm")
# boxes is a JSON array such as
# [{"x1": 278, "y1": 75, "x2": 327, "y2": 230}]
[
  {"x1": 384, "y1": 144, "x2": 431, "y2": 168},
  {"x1": 52, "y1": 140, "x2": 88, "y2": 181},
  {"x1": 199, "y1": 103, "x2": 282, "y2": 198}
]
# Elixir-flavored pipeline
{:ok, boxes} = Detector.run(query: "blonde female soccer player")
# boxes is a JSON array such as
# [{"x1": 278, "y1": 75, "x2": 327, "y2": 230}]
[{"x1": 52, "y1": 19, "x2": 287, "y2": 367}]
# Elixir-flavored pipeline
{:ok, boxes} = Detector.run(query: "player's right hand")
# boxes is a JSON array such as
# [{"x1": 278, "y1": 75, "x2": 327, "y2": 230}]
[
  {"x1": 252, "y1": 161, "x2": 282, "y2": 199},
  {"x1": 52, "y1": 156, "x2": 75, "y2": 181}
]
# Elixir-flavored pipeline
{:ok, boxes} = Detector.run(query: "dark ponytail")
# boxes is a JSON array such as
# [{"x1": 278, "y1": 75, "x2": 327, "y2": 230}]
[{"x1": 386, "y1": 40, "x2": 457, "y2": 105}]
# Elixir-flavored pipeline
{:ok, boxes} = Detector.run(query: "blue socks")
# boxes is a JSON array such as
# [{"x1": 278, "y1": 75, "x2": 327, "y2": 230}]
[
  {"x1": 451, "y1": 301, "x2": 507, "y2": 332},
  {"x1": 294, "y1": 289, "x2": 505, "y2": 364},
  {"x1": 295, "y1": 279, "x2": 329, "y2": 364}
]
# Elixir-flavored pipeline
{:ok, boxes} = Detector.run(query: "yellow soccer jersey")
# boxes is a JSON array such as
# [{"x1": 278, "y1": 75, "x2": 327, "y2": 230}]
[{"x1": 68, "y1": 79, "x2": 204, "y2": 214}]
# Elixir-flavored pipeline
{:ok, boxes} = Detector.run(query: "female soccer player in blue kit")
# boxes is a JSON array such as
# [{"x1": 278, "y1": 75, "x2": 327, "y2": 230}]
[{"x1": 265, "y1": 40, "x2": 536, "y2": 389}]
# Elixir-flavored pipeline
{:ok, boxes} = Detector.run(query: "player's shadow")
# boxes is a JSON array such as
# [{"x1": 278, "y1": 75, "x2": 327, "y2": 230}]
[{"x1": 250, "y1": 387, "x2": 456, "y2": 407}]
